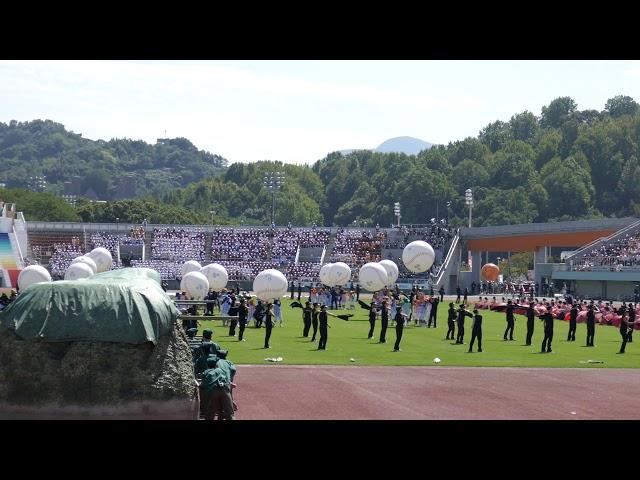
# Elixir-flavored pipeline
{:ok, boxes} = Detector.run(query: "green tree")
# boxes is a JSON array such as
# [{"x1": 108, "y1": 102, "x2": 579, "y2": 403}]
[
  {"x1": 540, "y1": 96, "x2": 578, "y2": 129},
  {"x1": 605, "y1": 95, "x2": 639, "y2": 118}
]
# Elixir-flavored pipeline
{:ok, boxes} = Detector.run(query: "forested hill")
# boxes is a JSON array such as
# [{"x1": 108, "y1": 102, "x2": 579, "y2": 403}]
[
  {"x1": 0, "y1": 119, "x2": 227, "y2": 199},
  {"x1": 3, "y1": 95, "x2": 640, "y2": 228}
]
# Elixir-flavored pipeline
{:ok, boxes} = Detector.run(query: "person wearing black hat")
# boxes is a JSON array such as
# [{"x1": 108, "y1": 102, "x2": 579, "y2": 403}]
[
  {"x1": 525, "y1": 303, "x2": 535, "y2": 345},
  {"x1": 456, "y1": 304, "x2": 472, "y2": 344},
  {"x1": 393, "y1": 306, "x2": 407, "y2": 351},
  {"x1": 567, "y1": 302, "x2": 578, "y2": 342},
  {"x1": 302, "y1": 301, "x2": 313, "y2": 337},
  {"x1": 627, "y1": 303, "x2": 635, "y2": 343},
  {"x1": 254, "y1": 300, "x2": 265, "y2": 328},
  {"x1": 463, "y1": 287, "x2": 469, "y2": 304},
  {"x1": 619, "y1": 309, "x2": 632, "y2": 354},
  {"x1": 379, "y1": 300, "x2": 389, "y2": 344},
  {"x1": 264, "y1": 302, "x2": 274, "y2": 349},
  {"x1": 238, "y1": 299, "x2": 249, "y2": 342},
  {"x1": 446, "y1": 302, "x2": 456, "y2": 340},
  {"x1": 468, "y1": 309, "x2": 483, "y2": 353},
  {"x1": 311, "y1": 303, "x2": 320, "y2": 341},
  {"x1": 456, "y1": 286, "x2": 461, "y2": 303},
  {"x1": 205, "y1": 289, "x2": 216, "y2": 316},
  {"x1": 439, "y1": 285, "x2": 445, "y2": 302},
  {"x1": 367, "y1": 301, "x2": 377, "y2": 339},
  {"x1": 186, "y1": 327, "x2": 198, "y2": 340},
  {"x1": 540, "y1": 306, "x2": 554, "y2": 353},
  {"x1": 193, "y1": 330, "x2": 227, "y2": 378},
  {"x1": 586, "y1": 304, "x2": 598, "y2": 347},
  {"x1": 428, "y1": 296, "x2": 439, "y2": 328},
  {"x1": 318, "y1": 305, "x2": 329, "y2": 350},
  {"x1": 503, "y1": 300, "x2": 515, "y2": 341}
]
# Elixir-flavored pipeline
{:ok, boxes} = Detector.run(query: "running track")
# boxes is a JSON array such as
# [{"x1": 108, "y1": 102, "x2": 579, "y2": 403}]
[{"x1": 234, "y1": 366, "x2": 640, "y2": 419}]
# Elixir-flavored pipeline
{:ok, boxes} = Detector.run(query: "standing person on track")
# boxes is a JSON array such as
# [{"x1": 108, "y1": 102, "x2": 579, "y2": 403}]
[
  {"x1": 439, "y1": 285, "x2": 445, "y2": 302},
  {"x1": 318, "y1": 305, "x2": 329, "y2": 350},
  {"x1": 302, "y1": 301, "x2": 312, "y2": 337},
  {"x1": 367, "y1": 301, "x2": 377, "y2": 340},
  {"x1": 456, "y1": 304, "x2": 473, "y2": 344},
  {"x1": 627, "y1": 303, "x2": 635, "y2": 343},
  {"x1": 586, "y1": 304, "x2": 598, "y2": 347},
  {"x1": 446, "y1": 302, "x2": 456, "y2": 340},
  {"x1": 503, "y1": 300, "x2": 515, "y2": 341},
  {"x1": 393, "y1": 306, "x2": 408, "y2": 352},
  {"x1": 619, "y1": 309, "x2": 632, "y2": 354},
  {"x1": 379, "y1": 300, "x2": 389, "y2": 344},
  {"x1": 525, "y1": 303, "x2": 535, "y2": 346},
  {"x1": 264, "y1": 302, "x2": 274, "y2": 349},
  {"x1": 456, "y1": 286, "x2": 461, "y2": 303},
  {"x1": 237, "y1": 299, "x2": 248, "y2": 342},
  {"x1": 540, "y1": 306, "x2": 554, "y2": 353},
  {"x1": 311, "y1": 303, "x2": 320, "y2": 342},
  {"x1": 468, "y1": 309, "x2": 483, "y2": 353},
  {"x1": 567, "y1": 302, "x2": 578, "y2": 342}
]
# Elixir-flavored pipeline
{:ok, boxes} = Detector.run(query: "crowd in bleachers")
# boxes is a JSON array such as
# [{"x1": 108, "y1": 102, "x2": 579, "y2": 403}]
[
  {"x1": 215, "y1": 260, "x2": 278, "y2": 280},
  {"x1": 210, "y1": 228, "x2": 270, "y2": 261},
  {"x1": 571, "y1": 231, "x2": 640, "y2": 271},
  {"x1": 384, "y1": 224, "x2": 455, "y2": 250},
  {"x1": 49, "y1": 243, "x2": 83, "y2": 277},
  {"x1": 152, "y1": 227, "x2": 206, "y2": 262},
  {"x1": 130, "y1": 259, "x2": 181, "y2": 280},
  {"x1": 287, "y1": 261, "x2": 321, "y2": 281},
  {"x1": 331, "y1": 229, "x2": 385, "y2": 269}
]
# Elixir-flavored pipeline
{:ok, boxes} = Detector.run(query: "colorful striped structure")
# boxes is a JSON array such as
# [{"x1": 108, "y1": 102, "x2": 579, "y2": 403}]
[{"x1": 0, "y1": 233, "x2": 20, "y2": 288}]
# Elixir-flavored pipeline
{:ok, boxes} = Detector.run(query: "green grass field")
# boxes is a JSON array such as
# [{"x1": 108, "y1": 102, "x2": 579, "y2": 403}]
[{"x1": 197, "y1": 297, "x2": 640, "y2": 368}]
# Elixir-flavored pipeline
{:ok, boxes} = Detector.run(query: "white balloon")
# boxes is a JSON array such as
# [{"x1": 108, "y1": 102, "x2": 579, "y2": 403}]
[
  {"x1": 319, "y1": 263, "x2": 334, "y2": 286},
  {"x1": 328, "y1": 262, "x2": 351, "y2": 286},
  {"x1": 18, "y1": 265, "x2": 52, "y2": 290},
  {"x1": 180, "y1": 271, "x2": 209, "y2": 300},
  {"x1": 402, "y1": 240, "x2": 435, "y2": 273},
  {"x1": 65, "y1": 262, "x2": 94, "y2": 281},
  {"x1": 200, "y1": 263, "x2": 229, "y2": 290},
  {"x1": 358, "y1": 262, "x2": 389, "y2": 292},
  {"x1": 86, "y1": 247, "x2": 113, "y2": 273},
  {"x1": 71, "y1": 256, "x2": 97, "y2": 274},
  {"x1": 181, "y1": 260, "x2": 202, "y2": 278},
  {"x1": 379, "y1": 259, "x2": 399, "y2": 286},
  {"x1": 253, "y1": 269, "x2": 288, "y2": 301}
]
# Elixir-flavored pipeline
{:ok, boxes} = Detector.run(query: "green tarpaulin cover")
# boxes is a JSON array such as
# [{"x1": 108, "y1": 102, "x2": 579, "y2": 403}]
[{"x1": 0, "y1": 268, "x2": 179, "y2": 344}]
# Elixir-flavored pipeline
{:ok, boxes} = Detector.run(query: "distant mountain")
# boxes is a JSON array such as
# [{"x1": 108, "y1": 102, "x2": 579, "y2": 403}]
[
  {"x1": 335, "y1": 136, "x2": 433, "y2": 157},
  {"x1": 374, "y1": 136, "x2": 433, "y2": 155}
]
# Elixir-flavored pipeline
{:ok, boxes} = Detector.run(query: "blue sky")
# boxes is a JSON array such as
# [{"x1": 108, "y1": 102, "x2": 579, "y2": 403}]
[{"x1": 1, "y1": 60, "x2": 639, "y2": 164}]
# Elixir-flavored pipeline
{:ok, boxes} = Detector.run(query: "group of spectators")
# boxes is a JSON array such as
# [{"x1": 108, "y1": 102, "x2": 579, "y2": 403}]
[
  {"x1": 215, "y1": 260, "x2": 279, "y2": 281},
  {"x1": 287, "y1": 261, "x2": 321, "y2": 281},
  {"x1": 130, "y1": 259, "x2": 181, "y2": 280},
  {"x1": 152, "y1": 227, "x2": 206, "y2": 262},
  {"x1": 571, "y1": 231, "x2": 640, "y2": 271},
  {"x1": 331, "y1": 229, "x2": 385, "y2": 269},
  {"x1": 49, "y1": 243, "x2": 83, "y2": 277},
  {"x1": 210, "y1": 228, "x2": 271, "y2": 261}
]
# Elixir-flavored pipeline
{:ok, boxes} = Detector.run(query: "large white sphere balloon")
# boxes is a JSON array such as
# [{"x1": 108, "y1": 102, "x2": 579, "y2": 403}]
[
  {"x1": 71, "y1": 256, "x2": 97, "y2": 274},
  {"x1": 379, "y1": 259, "x2": 399, "y2": 286},
  {"x1": 200, "y1": 263, "x2": 228, "y2": 290},
  {"x1": 402, "y1": 240, "x2": 435, "y2": 273},
  {"x1": 358, "y1": 262, "x2": 389, "y2": 292},
  {"x1": 18, "y1": 265, "x2": 52, "y2": 290},
  {"x1": 86, "y1": 247, "x2": 113, "y2": 273},
  {"x1": 253, "y1": 269, "x2": 288, "y2": 301},
  {"x1": 328, "y1": 262, "x2": 351, "y2": 286},
  {"x1": 180, "y1": 271, "x2": 209, "y2": 300},
  {"x1": 181, "y1": 260, "x2": 202, "y2": 278},
  {"x1": 65, "y1": 262, "x2": 94, "y2": 281},
  {"x1": 319, "y1": 263, "x2": 334, "y2": 286}
]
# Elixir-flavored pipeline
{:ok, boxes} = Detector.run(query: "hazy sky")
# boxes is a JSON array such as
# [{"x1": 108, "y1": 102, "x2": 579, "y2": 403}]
[{"x1": 2, "y1": 60, "x2": 640, "y2": 164}]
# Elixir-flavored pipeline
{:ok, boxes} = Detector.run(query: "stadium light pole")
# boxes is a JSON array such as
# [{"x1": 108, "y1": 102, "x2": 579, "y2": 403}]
[
  {"x1": 394, "y1": 202, "x2": 401, "y2": 227},
  {"x1": 446, "y1": 201, "x2": 451, "y2": 225},
  {"x1": 465, "y1": 189, "x2": 473, "y2": 228},
  {"x1": 209, "y1": 210, "x2": 216, "y2": 226},
  {"x1": 263, "y1": 171, "x2": 285, "y2": 226}
]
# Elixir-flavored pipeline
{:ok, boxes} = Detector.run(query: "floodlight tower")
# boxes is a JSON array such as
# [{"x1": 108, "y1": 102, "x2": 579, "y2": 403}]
[
  {"x1": 263, "y1": 171, "x2": 286, "y2": 225},
  {"x1": 394, "y1": 202, "x2": 401, "y2": 227}
]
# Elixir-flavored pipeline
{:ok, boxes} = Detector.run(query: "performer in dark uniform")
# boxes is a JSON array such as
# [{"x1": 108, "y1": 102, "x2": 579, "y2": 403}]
[
  {"x1": 264, "y1": 302, "x2": 274, "y2": 349},
  {"x1": 311, "y1": 303, "x2": 320, "y2": 342},
  {"x1": 586, "y1": 304, "x2": 597, "y2": 347},
  {"x1": 540, "y1": 307, "x2": 554, "y2": 353},
  {"x1": 463, "y1": 287, "x2": 469, "y2": 304},
  {"x1": 318, "y1": 305, "x2": 329, "y2": 350},
  {"x1": 456, "y1": 286, "x2": 461, "y2": 303},
  {"x1": 439, "y1": 285, "x2": 445, "y2": 302},
  {"x1": 297, "y1": 283, "x2": 302, "y2": 301},
  {"x1": 379, "y1": 300, "x2": 389, "y2": 344},
  {"x1": 393, "y1": 307, "x2": 407, "y2": 351},
  {"x1": 356, "y1": 284, "x2": 361, "y2": 301},
  {"x1": 456, "y1": 304, "x2": 472, "y2": 344},
  {"x1": 468, "y1": 309, "x2": 483, "y2": 353},
  {"x1": 525, "y1": 303, "x2": 535, "y2": 345},
  {"x1": 428, "y1": 297, "x2": 439, "y2": 328},
  {"x1": 446, "y1": 302, "x2": 456, "y2": 340},
  {"x1": 367, "y1": 301, "x2": 377, "y2": 340},
  {"x1": 567, "y1": 303, "x2": 578, "y2": 342},
  {"x1": 302, "y1": 301, "x2": 312, "y2": 337},
  {"x1": 619, "y1": 309, "x2": 631, "y2": 354},
  {"x1": 627, "y1": 303, "x2": 635, "y2": 343},
  {"x1": 503, "y1": 300, "x2": 515, "y2": 341},
  {"x1": 237, "y1": 299, "x2": 248, "y2": 342}
]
